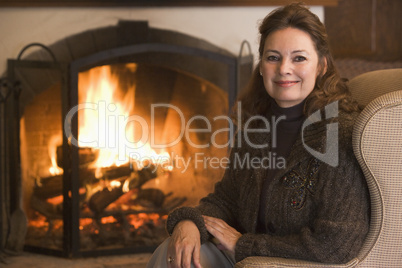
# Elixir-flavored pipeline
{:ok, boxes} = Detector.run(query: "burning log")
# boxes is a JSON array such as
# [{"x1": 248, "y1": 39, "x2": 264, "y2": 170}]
[
  {"x1": 87, "y1": 183, "x2": 125, "y2": 214},
  {"x1": 32, "y1": 162, "x2": 170, "y2": 216},
  {"x1": 87, "y1": 164, "x2": 162, "y2": 214},
  {"x1": 33, "y1": 164, "x2": 133, "y2": 200},
  {"x1": 101, "y1": 165, "x2": 132, "y2": 180},
  {"x1": 33, "y1": 174, "x2": 64, "y2": 200},
  {"x1": 30, "y1": 195, "x2": 62, "y2": 219},
  {"x1": 33, "y1": 169, "x2": 95, "y2": 200},
  {"x1": 136, "y1": 188, "x2": 168, "y2": 208},
  {"x1": 29, "y1": 159, "x2": 187, "y2": 244},
  {"x1": 56, "y1": 146, "x2": 99, "y2": 167}
]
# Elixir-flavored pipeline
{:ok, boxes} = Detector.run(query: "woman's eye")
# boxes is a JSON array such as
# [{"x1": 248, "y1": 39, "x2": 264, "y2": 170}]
[
  {"x1": 267, "y1": 55, "x2": 279, "y2": 61},
  {"x1": 294, "y1": 56, "x2": 307, "y2": 62}
]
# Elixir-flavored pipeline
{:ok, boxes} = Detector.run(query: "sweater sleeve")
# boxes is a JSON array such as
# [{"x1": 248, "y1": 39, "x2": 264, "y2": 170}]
[
  {"x1": 166, "y1": 206, "x2": 210, "y2": 244},
  {"x1": 235, "y1": 137, "x2": 370, "y2": 264},
  {"x1": 165, "y1": 140, "x2": 245, "y2": 244}
]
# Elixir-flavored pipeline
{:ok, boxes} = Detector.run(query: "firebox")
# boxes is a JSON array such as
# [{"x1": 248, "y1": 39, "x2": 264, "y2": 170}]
[{"x1": 1, "y1": 21, "x2": 253, "y2": 258}]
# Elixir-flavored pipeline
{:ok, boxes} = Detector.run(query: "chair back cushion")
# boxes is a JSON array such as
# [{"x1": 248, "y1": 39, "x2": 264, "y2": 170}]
[
  {"x1": 349, "y1": 68, "x2": 402, "y2": 107},
  {"x1": 351, "y1": 69, "x2": 402, "y2": 266}
]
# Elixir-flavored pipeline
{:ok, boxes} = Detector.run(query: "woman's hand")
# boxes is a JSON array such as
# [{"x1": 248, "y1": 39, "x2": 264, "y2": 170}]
[
  {"x1": 203, "y1": 215, "x2": 242, "y2": 258},
  {"x1": 167, "y1": 220, "x2": 202, "y2": 268}
]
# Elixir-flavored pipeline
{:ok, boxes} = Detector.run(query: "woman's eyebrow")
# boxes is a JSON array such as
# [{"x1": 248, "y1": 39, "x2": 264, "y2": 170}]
[
  {"x1": 264, "y1": 49, "x2": 280, "y2": 54},
  {"x1": 291, "y1": 50, "x2": 309, "y2": 54},
  {"x1": 264, "y1": 49, "x2": 309, "y2": 54}
]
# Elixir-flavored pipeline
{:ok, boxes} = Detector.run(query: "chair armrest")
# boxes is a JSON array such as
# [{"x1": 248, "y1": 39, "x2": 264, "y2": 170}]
[{"x1": 234, "y1": 257, "x2": 359, "y2": 268}]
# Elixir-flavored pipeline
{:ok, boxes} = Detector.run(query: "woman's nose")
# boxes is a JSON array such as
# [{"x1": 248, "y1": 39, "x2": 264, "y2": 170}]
[{"x1": 278, "y1": 59, "x2": 292, "y2": 75}]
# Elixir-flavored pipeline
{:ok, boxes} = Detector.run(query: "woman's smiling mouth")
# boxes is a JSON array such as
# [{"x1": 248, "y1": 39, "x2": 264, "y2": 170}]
[{"x1": 274, "y1": 80, "x2": 300, "y2": 87}]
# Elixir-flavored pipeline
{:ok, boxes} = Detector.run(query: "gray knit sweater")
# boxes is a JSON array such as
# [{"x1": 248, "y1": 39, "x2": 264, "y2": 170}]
[{"x1": 166, "y1": 110, "x2": 370, "y2": 264}]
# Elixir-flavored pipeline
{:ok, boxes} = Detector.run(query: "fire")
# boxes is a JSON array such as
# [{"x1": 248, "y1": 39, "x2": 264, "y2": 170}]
[
  {"x1": 79, "y1": 218, "x2": 93, "y2": 230},
  {"x1": 47, "y1": 63, "x2": 171, "y2": 176},
  {"x1": 48, "y1": 135, "x2": 63, "y2": 176},
  {"x1": 78, "y1": 64, "x2": 170, "y2": 172},
  {"x1": 78, "y1": 64, "x2": 136, "y2": 169},
  {"x1": 101, "y1": 216, "x2": 117, "y2": 224},
  {"x1": 110, "y1": 180, "x2": 121, "y2": 188},
  {"x1": 128, "y1": 213, "x2": 166, "y2": 229}
]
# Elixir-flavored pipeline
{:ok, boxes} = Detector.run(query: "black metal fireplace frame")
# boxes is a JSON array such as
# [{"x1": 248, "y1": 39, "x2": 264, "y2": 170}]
[
  {"x1": 6, "y1": 50, "x2": 69, "y2": 257},
  {"x1": 5, "y1": 39, "x2": 253, "y2": 258}
]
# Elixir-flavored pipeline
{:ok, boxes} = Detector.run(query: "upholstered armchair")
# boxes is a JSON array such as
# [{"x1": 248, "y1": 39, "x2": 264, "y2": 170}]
[{"x1": 234, "y1": 68, "x2": 402, "y2": 268}]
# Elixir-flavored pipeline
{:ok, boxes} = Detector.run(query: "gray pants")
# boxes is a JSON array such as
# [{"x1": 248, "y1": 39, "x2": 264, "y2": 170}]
[{"x1": 146, "y1": 238, "x2": 235, "y2": 268}]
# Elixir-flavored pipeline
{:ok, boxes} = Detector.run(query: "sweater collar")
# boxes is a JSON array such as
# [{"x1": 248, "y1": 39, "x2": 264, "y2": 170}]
[
  {"x1": 270, "y1": 98, "x2": 305, "y2": 122},
  {"x1": 269, "y1": 98, "x2": 306, "y2": 135},
  {"x1": 254, "y1": 106, "x2": 330, "y2": 168}
]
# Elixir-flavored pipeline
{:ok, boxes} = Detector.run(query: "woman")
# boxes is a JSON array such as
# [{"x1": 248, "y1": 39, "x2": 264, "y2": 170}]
[{"x1": 147, "y1": 3, "x2": 370, "y2": 267}]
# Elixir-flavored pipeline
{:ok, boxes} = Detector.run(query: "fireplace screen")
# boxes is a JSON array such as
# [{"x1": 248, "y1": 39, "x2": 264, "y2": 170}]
[{"x1": 5, "y1": 38, "x2": 253, "y2": 257}]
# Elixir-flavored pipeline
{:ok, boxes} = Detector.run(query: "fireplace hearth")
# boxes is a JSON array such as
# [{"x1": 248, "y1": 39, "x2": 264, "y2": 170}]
[{"x1": 0, "y1": 21, "x2": 252, "y2": 258}]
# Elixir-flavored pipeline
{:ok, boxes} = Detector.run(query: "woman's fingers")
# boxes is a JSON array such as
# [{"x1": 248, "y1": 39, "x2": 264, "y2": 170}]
[
  {"x1": 203, "y1": 215, "x2": 225, "y2": 227},
  {"x1": 203, "y1": 216, "x2": 228, "y2": 237},
  {"x1": 192, "y1": 241, "x2": 202, "y2": 268},
  {"x1": 171, "y1": 239, "x2": 201, "y2": 268},
  {"x1": 202, "y1": 215, "x2": 241, "y2": 254},
  {"x1": 167, "y1": 238, "x2": 181, "y2": 267},
  {"x1": 167, "y1": 220, "x2": 201, "y2": 268},
  {"x1": 181, "y1": 244, "x2": 194, "y2": 268}
]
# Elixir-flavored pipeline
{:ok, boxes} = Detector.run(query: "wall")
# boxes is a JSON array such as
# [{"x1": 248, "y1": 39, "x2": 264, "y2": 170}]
[
  {"x1": 325, "y1": 0, "x2": 401, "y2": 61},
  {"x1": 0, "y1": 6, "x2": 323, "y2": 75}
]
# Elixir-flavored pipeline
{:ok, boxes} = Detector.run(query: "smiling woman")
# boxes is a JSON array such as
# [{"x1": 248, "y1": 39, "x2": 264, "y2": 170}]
[
  {"x1": 146, "y1": 2, "x2": 369, "y2": 268},
  {"x1": 259, "y1": 27, "x2": 324, "y2": 108}
]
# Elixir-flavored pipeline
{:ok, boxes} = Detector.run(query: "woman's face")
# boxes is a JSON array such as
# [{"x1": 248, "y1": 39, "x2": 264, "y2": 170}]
[{"x1": 260, "y1": 27, "x2": 323, "y2": 108}]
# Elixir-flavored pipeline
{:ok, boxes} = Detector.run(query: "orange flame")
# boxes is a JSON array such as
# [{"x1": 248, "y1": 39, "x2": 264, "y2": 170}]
[
  {"x1": 48, "y1": 135, "x2": 63, "y2": 176},
  {"x1": 47, "y1": 63, "x2": 171, "y2": 176},
  {"x1": 128, "y1": 213, "x2": 166, "y2": 229},
  {"x1": 77, "y1": 64, "x2": 171, "y2": 172},
  {"x1": 78, "y1": 64, "x2": 135, "y2": 169}
]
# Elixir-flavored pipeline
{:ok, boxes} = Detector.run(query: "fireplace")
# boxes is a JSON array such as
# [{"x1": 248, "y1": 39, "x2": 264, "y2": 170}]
[{"x1": 1, "y1": 21, "x2": 253, "y2": 258}]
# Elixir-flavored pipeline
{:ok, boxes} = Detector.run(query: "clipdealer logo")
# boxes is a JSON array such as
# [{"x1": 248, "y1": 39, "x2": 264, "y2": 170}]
[
  {"x1": 302, "y1": 101, "x2": 339, "y2": 167},
  {"x1": 63, "y1": 100, "x2": 339, "y2": 171}
]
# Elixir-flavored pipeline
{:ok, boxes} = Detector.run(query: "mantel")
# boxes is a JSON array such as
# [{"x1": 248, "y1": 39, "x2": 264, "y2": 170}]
[{"x1": 0, "y1": 0, "x2": 338, "y2": 7}]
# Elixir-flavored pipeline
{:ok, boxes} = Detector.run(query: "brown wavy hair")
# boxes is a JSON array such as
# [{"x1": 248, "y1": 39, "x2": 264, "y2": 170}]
[{"x1": 235, "y1": 2, "x2": 359, "y2": 123}]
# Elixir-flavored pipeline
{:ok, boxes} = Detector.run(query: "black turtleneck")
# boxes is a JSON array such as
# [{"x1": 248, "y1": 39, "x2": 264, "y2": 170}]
[
  {"x1": 269, "y1": 98, "x2": 306, "y2": 158},
  {"x1": 257, "y1": 99, "x2": 306, "y2": 232}
]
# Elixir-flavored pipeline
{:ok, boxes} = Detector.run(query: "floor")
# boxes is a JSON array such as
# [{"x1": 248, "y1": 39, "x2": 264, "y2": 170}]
[{"x1": 1, "y1": 251, "x2": 153, "y2": 268}]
